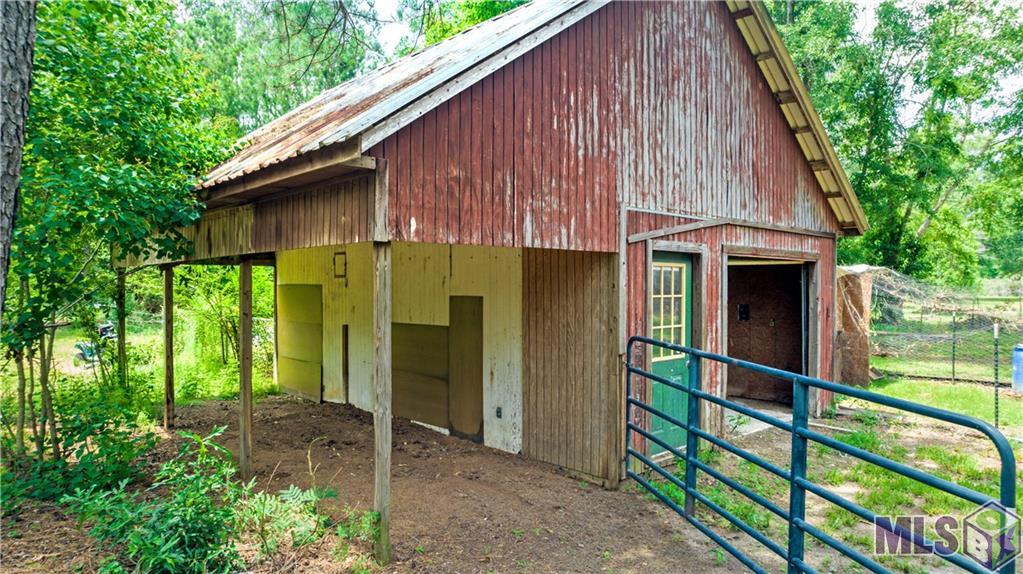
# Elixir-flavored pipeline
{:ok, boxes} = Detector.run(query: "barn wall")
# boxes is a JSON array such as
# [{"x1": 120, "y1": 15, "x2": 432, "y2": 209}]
[
  {"x1": 625, "y1": 211, "x2": 837, "y2": 421},
  {"x1": 368, "y1": 1, "x2": 840, "y2": 251},
  {"x1": 126, "y1": 174, "x2": 376, "y2": 266},
  {"x1": 522, "y1": 249, "x2": 619, "y2": 480},
  {"x1": 276, "y1": 242, "x2": 524, "y2": 453}
]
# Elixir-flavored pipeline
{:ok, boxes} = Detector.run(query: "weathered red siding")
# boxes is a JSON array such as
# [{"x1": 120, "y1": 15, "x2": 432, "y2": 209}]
[
  {"x1": 370, "y1": 2, "x2": 840, "y2": 250},
  {"x1": 625, "y1": 211, "x2": 837, "y2": 419},
  {"x1": 367, "y1": 2, "x2": 843, "y2": 460}
]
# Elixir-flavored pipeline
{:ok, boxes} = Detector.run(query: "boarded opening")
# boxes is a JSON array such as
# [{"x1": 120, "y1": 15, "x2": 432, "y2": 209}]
[
  {"x1": 449, "y1": 296, "x2": 484, "y2": 441},
  {"x1": 393, "y1": 323, "x2": 449, "y2": 428},
  {"x1": 278, "y1": 284, "x2": 323, "y2": 401},
  {"x1": 392, "y1": 298, "x2": 484, "y2": 440},
  {"x1": 726, "y1": 261, "x2": 807, "y2": 405}
]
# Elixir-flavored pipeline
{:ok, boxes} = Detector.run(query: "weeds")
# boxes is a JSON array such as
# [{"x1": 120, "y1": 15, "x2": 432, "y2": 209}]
[
  {"x1": 236, "y1": 484, "x2": 337, "y2": 557},
  {"x1": 62, "y1": 428, "x2": 243, "y2": 573}
]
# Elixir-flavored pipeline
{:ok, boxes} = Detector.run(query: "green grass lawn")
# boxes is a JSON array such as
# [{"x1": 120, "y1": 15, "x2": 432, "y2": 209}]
[
  {"x1": 866, "y1": 377, "x2": 1023, "y2": 437},
  {"x1": 4, "y1": 310, "x2": 279, "y2": 422}
]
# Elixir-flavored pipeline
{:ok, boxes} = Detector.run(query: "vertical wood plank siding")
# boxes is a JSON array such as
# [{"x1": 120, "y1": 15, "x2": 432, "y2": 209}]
[
  {"x1": 369, "y1": 2, "x2": 840, "y2": 251},
  {"x1": 162, "y1": 174, "x2": 374, "y2": 263},
  {"x1": 522, "y1": 249, "x2": 618, "y2": 480}
]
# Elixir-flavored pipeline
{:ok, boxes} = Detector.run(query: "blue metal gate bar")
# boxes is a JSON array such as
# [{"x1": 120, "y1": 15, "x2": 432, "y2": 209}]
[{"x1": 625, "y1": 335, "x2": 1018, "y2": 574}]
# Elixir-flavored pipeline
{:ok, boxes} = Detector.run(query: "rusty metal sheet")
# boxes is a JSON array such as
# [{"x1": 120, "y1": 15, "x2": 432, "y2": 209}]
[{"x1": 202, "y1": 0, "x2": 586, "y2": 190}]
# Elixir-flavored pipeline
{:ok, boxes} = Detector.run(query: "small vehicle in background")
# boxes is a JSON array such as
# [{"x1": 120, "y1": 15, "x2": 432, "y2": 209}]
[{"x1": 73, "y1": 321, "x2": 118, "y2": 366}]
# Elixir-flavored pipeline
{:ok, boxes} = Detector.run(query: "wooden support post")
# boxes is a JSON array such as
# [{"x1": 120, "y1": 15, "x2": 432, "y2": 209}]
[
  {"x1": 239, "y1": 260, "x2": 254, "y2": 481},
  {"x1": 116, "y1": 268, "x2": 127, "y2": 389},
  {"x1": 163, "y1": 266, "x2": 175, "y2": 429},
  {"x1": 372, "y1": 241, "x2": 392, "y2": 564}
]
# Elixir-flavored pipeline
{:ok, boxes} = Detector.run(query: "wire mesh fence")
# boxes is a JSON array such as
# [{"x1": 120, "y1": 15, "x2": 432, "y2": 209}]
[{"x1": 866, "y1": 269, "x2": 1023, "y2": 386}]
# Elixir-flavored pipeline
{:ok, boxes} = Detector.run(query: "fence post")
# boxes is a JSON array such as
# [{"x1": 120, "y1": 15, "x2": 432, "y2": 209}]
[
  {"x1": 684, "y1": 355, "x2": 701, "y2": 517},
  {"x1": 786, "y1": 378, "x2": 809, "y2": 574},
  {"x1": 625, "y1": 342, "x2": 634, "y2": 477},
  {"x1": 951, "y1": 310, "x2": 957, "y2": 383},
  {"x1": 994, "y1": 322, "x2": 1000, "y2": 430}
]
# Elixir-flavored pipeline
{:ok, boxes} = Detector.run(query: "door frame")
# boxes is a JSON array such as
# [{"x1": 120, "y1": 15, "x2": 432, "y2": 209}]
[
  {"x1": 645, "y1": 240, "x2": 708, "y2": 457},
  {"x1": 720, "y1": 245, "x2": 820, "y2": 410}
]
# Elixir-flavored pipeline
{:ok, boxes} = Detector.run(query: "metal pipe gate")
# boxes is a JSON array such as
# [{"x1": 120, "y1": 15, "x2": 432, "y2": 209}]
[{"x1": 625, "y1": 335, "x2": 1018, "y2": 574}]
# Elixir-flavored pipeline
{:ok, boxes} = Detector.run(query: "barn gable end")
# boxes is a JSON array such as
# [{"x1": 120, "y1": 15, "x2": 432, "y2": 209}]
[{"x1": 368, "y1": 1, "x2": 842, "y2": 252}]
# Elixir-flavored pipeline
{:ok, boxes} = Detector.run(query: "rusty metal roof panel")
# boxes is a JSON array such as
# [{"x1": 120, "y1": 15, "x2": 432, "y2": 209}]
[{"x1": 202, "y1": 0, "x2": 584, "y2": 189}]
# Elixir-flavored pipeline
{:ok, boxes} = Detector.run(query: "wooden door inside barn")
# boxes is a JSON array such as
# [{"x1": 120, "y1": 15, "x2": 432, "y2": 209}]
[{"x1": 725, "y1": 261, "x2": 810, "y2": 405}]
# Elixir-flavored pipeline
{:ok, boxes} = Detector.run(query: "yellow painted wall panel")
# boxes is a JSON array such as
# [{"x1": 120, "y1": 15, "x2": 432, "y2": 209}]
[
  {"x1": 276, "y1": 242, "x2": 524, "y2": 453},
  {"x1": 278, "y1": 357, "x2": 321, "y2": 402}
]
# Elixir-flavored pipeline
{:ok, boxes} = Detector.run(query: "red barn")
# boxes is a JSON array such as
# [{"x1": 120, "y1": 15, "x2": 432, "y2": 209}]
[{"x1": 139, "y1": 0, "x2": 866, "y2": 555}]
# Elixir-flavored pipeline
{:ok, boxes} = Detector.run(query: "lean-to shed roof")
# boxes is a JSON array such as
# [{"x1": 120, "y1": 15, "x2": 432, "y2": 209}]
[{"x1": 201, "y1": 0, "x2": 867, "y2": 234}]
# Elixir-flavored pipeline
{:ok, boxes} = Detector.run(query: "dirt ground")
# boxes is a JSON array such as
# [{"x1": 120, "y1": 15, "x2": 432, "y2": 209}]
[
  {"x1": 2, "y1": 395, "x2": 733, "y2": 574},
  {"x1": 7, "y1": 395, "x2": 1015, "y2": 573}
]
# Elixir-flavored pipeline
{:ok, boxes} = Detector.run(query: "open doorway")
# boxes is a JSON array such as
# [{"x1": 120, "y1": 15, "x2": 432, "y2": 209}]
[{"x1": 725, "y1": 259, "x2": 812, "y2": 407}]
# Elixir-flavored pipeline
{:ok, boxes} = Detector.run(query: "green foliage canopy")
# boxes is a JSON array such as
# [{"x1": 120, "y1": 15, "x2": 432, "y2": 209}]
[
  {"x1": 397, "y1": 0, "x2": 526, "y2": 55},
  {"x1": 768, "y1": 0, "x2": 1023, "y2": 285},
  {"x1": 179, "y1": 0, "x2": 379, "y2": 135},
  {"x1": 5, "y1": 0, "x2": 234, "y2": 349}
]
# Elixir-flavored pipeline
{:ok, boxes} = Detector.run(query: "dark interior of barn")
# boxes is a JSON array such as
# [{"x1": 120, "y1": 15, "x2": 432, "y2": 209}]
[{"x1": 725, "y1": 261, "x2": 807, "y2": 406}]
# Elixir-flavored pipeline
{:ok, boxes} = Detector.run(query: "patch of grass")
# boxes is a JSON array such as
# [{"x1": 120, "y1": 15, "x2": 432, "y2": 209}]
[
  {"x1": 711, "y1": 547, "x2": 727, "y2": 566},
  {"x1": 867, "y1": 378, "x2": 1023, "y2": 435}
]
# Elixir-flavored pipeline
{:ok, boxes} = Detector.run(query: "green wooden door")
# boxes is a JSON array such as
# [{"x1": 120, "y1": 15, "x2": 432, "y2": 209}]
[{"x1": 649, "y1": 252, "x2": 692, "y2": 456}]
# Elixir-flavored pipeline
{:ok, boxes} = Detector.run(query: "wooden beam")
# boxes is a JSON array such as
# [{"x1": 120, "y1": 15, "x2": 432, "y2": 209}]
[
  {"x1": 823, "y1": 191, "x2": 843, "y2": 199},
  {"x1": 163, "y1": 266, "x2": 175, "y2": 429},
  {"x1": 373, "y1": 158, "x2": 390, "y2": 242},
  {"x1": 732, "y1": 7, "x2": 754, "y2": 18},
  {"x1": 754, "y1": 50, "x2": 775, "y2": 62},
  {"x1": 372, "y1": 241, "x2": 393, "y2": 564},
  {"x1": 628, "y1": 218, "x2": 728, "y2": 244},
  {"x1": 793, "y1": 124, "x2": 814, "y2": 134},
  {"x1": 809, "y1": 160, "x2": 831, "y2": 172},
  {"x1": 627, "y1": 212, "x2": 837, "y2": 243},
  {"x1": 116, "y1": 269, "x2": 127, "y2": 389},
  {"x1": 202, "y1": 137, "x2": 368, "y2": 207},
  {"x1": 774, "y1": 91, "x2": 798, "y2": 105},
  {"x1": 239, "y1": 260, "x2": 254, "y2": 481}
]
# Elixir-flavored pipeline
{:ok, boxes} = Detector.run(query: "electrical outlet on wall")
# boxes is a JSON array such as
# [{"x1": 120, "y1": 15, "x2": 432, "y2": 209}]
[{"x1": 496, "y1": 407, "x2": 503, "y2": 419}]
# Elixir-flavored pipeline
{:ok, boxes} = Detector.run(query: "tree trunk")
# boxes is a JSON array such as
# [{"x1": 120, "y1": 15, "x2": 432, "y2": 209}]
[
  {"x1": 116, "y1": 268, "x2": 127, "y2": 390},
  {"x1": 27, "y1": 344, "x2": 41, "y2": 457},
  {"x1": 0, "y1": 0, "x2": 37, "y2": 319},
  {"x1": 38, "y1": 328, "x2": 59, "y2": 458},
  {"x1": 15, "y1": 350, "x2": 26, "y2": 454}
]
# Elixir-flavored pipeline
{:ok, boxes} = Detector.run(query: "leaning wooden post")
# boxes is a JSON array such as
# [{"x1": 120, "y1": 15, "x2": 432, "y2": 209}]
[
  {"x1": 372, "y1": 240, "x2": 393, "y2": 563},
  {"x1": 239, "y1": 260, "x2": 254, "y2": 481},
  {"x1": 163, "y1": 265, "x2": 175, "y2": 429},
  {"x1": 116, "y1": 268, "x2": 127, "y2": 389}
]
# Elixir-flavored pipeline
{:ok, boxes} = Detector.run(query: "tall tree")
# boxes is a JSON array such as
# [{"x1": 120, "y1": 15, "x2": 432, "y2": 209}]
[
  {"x1": 4, "y1": 0, "x2": 234, "y2": 457},
  {"x1": 179, "y1": 0, "x2": 380, "y2": 135},
  {"x1": 0, "y1": 0, "x2": 37, "y2": 320},
  {"x1": 769, "y1": 0, "x2": 1023, "y2": 285},
  {"x1": 397, "y1": 0, "x2": 524, "y2": 55}
]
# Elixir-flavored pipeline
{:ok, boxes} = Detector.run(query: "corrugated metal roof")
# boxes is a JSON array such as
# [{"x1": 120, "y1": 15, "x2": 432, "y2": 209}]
[{"x1": 201, "y1": 0, "x2": 585, "y2": 189}]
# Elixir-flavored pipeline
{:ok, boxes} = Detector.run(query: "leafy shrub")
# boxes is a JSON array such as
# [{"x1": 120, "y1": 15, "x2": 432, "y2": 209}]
[
  {"x1": 335, "y1": 508, "x2": 380, "y2": 543},
  {"x1": 63, "y1": 427, "x2": 243, "y2": 574},
  {"x1": 2, "y1": 385, "x2": 155, "y2": 504},
  {"x1": 236, "y1": 484, "x2": 336, "y2": 557}
]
